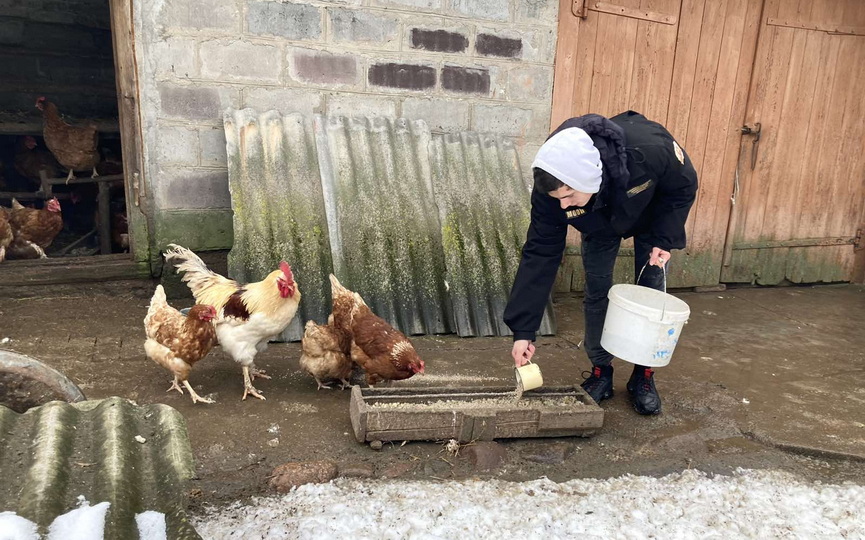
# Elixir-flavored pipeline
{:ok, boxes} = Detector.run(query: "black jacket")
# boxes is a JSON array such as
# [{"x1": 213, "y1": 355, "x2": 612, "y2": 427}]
[{"x1": 503, "y1": 111, "x2": 698, "y2": 341}]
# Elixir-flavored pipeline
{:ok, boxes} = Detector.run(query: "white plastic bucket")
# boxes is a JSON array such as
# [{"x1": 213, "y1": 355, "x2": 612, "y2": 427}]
[{"x1": 600, "y1": 265, "x2": 690, "y2": 367}]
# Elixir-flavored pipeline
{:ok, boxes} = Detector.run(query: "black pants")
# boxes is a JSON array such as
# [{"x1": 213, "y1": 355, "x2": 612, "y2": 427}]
[{"x1": 581, "y1": 232, "x2": 666, "y2": 368}]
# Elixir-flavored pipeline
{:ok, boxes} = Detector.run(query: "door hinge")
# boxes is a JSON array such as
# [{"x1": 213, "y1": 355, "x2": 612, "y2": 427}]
[
  {"x1": 132, "y1": 171, "x2": 141, "y2": 207},
  {"x1": 572, "y1": 0, "x2": 589, "y2": 18},
  {"x1": 856, "y1": 229, "x2": 863, "y2": 249}
]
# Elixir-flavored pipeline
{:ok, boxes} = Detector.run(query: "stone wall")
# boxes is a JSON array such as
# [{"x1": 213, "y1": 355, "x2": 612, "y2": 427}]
[{"x1": 134, "y1": 0, "x2": 560, "y2": 251}]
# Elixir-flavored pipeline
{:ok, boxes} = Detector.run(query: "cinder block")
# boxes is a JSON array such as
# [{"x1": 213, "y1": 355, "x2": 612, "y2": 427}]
[
  {"x1": 156, "y1": 126, "x2": 200, "y2": 166},
  {"x1": 199, "y1": 127, "x2": 227, "y2": 168},
  {"x1": 402, "y1": 97, "x2": 469, "y2": 133},
  {"x1": 151, "y1": 37, "x2": 199, "y2": 79},
  {"x1": 516, "y1": 0, "x2": 559, "y2": 23},
  {"x1": 370, "y1": 0, "x2": 441, "y2": 9},
  {"x1": 158, "y1": 167, "x2": 231, "y2": 210},
  {"x1": 368, "y1": 62, "x2": 436, "y2": 90},
  {"x1": 158, "y1": 84, "x2": 240, "y2": 122},
  {"x1": 451, "y1": 0, "x2": 509, "y2": 21},
  {"x1": 157, "y1": 0, "x2": 240, "y2": 31},
  {"x1": 247, "y1": 1, "x2": 322, "y2": 40},
  {"x1": 476, "y1": 33, "x2": 522, "y2": 58},
  {"x1": 473, "y1": 104, "x2": 533, "y2": 138},
  {"x1": 326, "y1": 94, "x2": 397, "y2": 118},
  {"x1": 441, "y1": 65, "x2": 490, "y2": 95},
  {"x1": 289, "y1": 48, "x2": 359, "y2": 85},
  {"x1": 243, "y1": 87, "x2": 323, "y2": 116},
  {"x1": 200, "y1": 40, "x2": 281, "y2": 83},
  {"x1": 329, "y1": 8, "x2": 400, "y2": 46},
  {"x1": 409, "y1": 28, "x2": 468, "y2": 53},
  {"x1": 507, "y1": 65, "x2": 552, "y2": 102}
]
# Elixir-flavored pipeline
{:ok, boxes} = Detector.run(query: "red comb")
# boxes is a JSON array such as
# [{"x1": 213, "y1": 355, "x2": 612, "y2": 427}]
[{"x1": 279, "y1": 261, "x2": 293, "y2": 281}]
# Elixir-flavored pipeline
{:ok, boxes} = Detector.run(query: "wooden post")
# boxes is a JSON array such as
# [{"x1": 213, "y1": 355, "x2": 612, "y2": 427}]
[{"x1": 98, "y1": 181, "x2": 111, "y2": 254}]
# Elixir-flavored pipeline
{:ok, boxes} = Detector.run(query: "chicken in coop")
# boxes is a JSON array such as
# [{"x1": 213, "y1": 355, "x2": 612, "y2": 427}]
[
  {"x1": 165, "y1": 244, "x2": 301, "y2": 400},
  {"x1": 144, "y1": 285, "x2": 218, "y2": 404},
  {"x1": 329, "y1": 274, "x2": 425, "y2": 386},
  {"x1": 111, "y1": 204, "x2": 129, "y2": 252},
  {"x1": 6, "y1": 197, "x2": 63, "y2": 259},
  {"x1": 13, "y1": 135, "x2": 61, "y2": 188},
  {"x1": 36, "y1": 97, "x2": 99, "y2": 182},
  {"x1": 0, "y1": 206, "x2": 12, "y2": 262},
  {"x1": 300, "y1": 316, "x2": 353, "y2": 390}
]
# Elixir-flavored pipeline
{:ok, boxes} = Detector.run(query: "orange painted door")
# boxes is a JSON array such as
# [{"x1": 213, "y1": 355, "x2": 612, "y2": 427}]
[
  {"x1": 551, "y1": 0, "x2": 762, "y2": 289},
  {"x1": 721, "y1": 0, "x2": 865, "y2": 284}
]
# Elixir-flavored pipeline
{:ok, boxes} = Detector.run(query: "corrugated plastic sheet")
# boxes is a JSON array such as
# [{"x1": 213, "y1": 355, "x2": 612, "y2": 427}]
[
  {"x1": 224, "y1": 110, "x2": 334, "y2": 342},
  {"x1": 223, "y1": 110, "x2": 555, "y2": 340},
  {"x1": 0, "y1": 397, "x2": 200, "y2": 539},
  {"x1": 430, "y1": 131, "x2": 556, "y2": 336}
]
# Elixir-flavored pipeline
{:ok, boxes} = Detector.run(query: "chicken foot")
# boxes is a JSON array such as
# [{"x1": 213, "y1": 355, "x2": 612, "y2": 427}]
[
  {"x1": 314, "y1": 377, "x2": 352, "y2": 390},
  {"x1": 182, "y1": 380, "x2": 214, "y2": 404},
  {"x1": 167, "y1": 376, "x2": 184, "y2": 394},
  {"x1": 65, "y1": 169, "x2": 75, "y2": 184},
  {"x1": 166, "y1": 376, "x2": 214, "y2": 404},
  {"x1": 250, "y1": 365, "x2": 271, "y2": 380},
  {"x1": 242, "y1": 365, "x2": 266, "y2": 401}
]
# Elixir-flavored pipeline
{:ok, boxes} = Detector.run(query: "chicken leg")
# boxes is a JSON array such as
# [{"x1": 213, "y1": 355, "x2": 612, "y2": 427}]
[
  {"x1": 167, "y1": 376, "x2": 184, "y2": 394},
  {"x1": 65, "y1": 169, "x2": 75, "y2": 184},
  {"x1": 182, "y1": 380, "x2": 214, "y2": 404},
  {"x1": 242, "y1": 365, "x2": 266, "y2": 400},
  {"x1": 91, "y1": 167, "x2": 99, "y2": 178}
]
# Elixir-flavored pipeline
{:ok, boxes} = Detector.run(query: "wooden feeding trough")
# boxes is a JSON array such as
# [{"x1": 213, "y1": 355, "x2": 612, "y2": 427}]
[{"x1": 349, "y1": 385, "x2": 604, "y2": 445}]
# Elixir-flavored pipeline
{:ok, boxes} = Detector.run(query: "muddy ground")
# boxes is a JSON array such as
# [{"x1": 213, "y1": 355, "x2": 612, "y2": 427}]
[{"x1": 0, "y1": 280, "x2": 863, "y2": 512}]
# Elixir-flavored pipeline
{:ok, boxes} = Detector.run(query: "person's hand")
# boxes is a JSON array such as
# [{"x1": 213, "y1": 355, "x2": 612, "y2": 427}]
[
  {"x1": 512, "y1": 340, "x2": 536, "y2": 367},
  {"x1": 649, "y1": 247, "x2": 671, "y2": 267}
]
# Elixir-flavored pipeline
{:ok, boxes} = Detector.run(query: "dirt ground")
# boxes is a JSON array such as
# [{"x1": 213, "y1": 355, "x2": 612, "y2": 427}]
[{"x1": 1, "y1": 280, "x2": 863, "y2": 512}]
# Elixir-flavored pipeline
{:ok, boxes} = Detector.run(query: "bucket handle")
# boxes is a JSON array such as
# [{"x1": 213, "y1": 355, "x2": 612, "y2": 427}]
[{"x1": 637, "y1": 260, "x2": 669, "y2": 321}]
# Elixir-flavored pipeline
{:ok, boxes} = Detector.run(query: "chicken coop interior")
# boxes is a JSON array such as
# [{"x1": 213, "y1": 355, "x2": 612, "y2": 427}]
[{"x1": 0, "y1": 0, "x2": 129, "y2": 258}]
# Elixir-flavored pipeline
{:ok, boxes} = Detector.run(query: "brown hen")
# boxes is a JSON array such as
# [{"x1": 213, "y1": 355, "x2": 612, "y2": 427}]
[
  {"x1": 299, "y1": 316, "x2": 353, "y2": 390},
  {"x1": 329, "y1": 274, "x2": 425, "y2": 386},
  {"x1": 37, "y1": 97, "x2": 99, "y2": 181},
  {"x1": 7, "y1": 198, "x2": 63, "y2": 259},
  {"x1": 144, "y1": 285, "x2": 218, "y2": 404}
]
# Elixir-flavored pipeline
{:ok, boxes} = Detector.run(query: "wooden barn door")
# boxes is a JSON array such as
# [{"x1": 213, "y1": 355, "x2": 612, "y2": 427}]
[
  {"x1": 551, "y1": 0, "x2": 762, "y2": 290},
  {"x1": 721, "y1": 0, "x2": 865, "y2": 284}
]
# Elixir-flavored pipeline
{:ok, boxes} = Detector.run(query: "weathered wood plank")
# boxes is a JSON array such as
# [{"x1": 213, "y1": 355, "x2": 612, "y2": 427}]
[
  {"x1": 0, "y1": 256, "x2": 150, "y2": 287},
  {"x1": 551, "y1": 0, "x2": 584, "y2": 127},
  {"x1": 666, "y1": 0, "x2": 706, "y2": 146},
  {"x1": 687, "y1": 0, "x2": 750, "y2": 285},
  {"x1": 108, "y1": 0, "x2": 151, "y2": 265}
]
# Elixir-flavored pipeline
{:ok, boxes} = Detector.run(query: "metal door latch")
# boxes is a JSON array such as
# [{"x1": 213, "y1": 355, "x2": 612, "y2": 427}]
[{"x1": 740, "y1": 123, "x2": 761, "y2": 170}]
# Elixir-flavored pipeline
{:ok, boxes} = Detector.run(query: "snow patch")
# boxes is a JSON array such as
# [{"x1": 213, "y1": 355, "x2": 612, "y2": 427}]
[
  {"x1": 194, "y1": 469, "x2": 865, "y2": 539},
  {"x1": 0, "y1": 512, "x2": 39, "y2": 540},
  {"x1": 135, "y1": 511, "x2": 167, "y2": 540},
  {"x1": 47, "y1": 501, "x2": 110, "y2": 540}
]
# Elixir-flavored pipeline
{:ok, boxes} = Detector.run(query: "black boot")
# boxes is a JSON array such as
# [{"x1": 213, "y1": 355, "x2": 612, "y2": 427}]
[
  {"x1": 627, "y1": 366, "x2": 661, "y2": 415},
  {"x1": 581, "y1": 365, "x2": 614, "y2": 404}
]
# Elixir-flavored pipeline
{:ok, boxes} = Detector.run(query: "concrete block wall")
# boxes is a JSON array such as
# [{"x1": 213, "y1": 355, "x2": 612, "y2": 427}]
[{"x1": 134, "y1": 0, "x2": 560, "y2": 251}]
